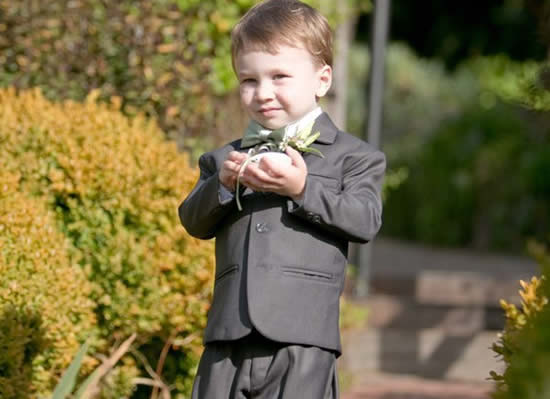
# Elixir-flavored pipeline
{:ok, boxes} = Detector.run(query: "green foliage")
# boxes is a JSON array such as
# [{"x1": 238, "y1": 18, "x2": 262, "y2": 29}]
[
  {"x1": 485, "y1": 7, "x2": 550, "y2": 395},
  {"x1": 0, "y1": 0, "x2": 368, "y2": 148},
  {"x1": 0, "y1": 87, "x2": 215, "y2": 397},
  {"x1": 51, "y1": 342, "x2": 90, "y2": 399},
  {"x1": 347, "y1": 43, "x2": 479, "y2": 160},
  {"x1": 382, "y1": 167, "x2": 408, "y2": 203},
  {"x1": 349, "y1": 43, "x2": 549, "y2": 251},
  {"x1": 50, "y1": 334, "x2": 139, "y2": 399},
  {"x1": 491, "y1": 241, "x2": 550, "y2": 399},
  {"x1": 0, "y1": 0, "x2": 246, "y2": 143},
  {"x1": 0, "y1": 169, "x2": 97, "y2": 398},
  {"x1": 339, "y1": 297, "x2": 368, "y2": 331},
  {"x1": 474, "y1": 56, "x2": 550, "y2": 111},
  {"x1": 382, "y1": 101, "x2": 549, "y2": 251}
]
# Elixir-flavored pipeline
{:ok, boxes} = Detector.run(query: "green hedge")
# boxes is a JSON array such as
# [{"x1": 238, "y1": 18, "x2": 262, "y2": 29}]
[
  {"x1": 0, "y1": 0, "x2": 368, "y2": 150},
  {"x1": 0, "y1": 171, "x2": 97, "y2": 398},
  {"x1": 0, "y1": 87, "x2": 215, "y2": 397},
  {"x1": 348, "y1": 44, "x2": 550, "y2": 252},
  {"x1": 381, "y1": 101, "x2": 549, "y2": 252},
  {"x1": 486, "y1": 22, "x2": 550, "y2": 395}
]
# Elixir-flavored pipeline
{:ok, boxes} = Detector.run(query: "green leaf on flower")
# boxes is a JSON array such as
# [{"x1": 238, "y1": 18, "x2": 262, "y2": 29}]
[
  {"x1": 303, "y1": 131, "x2": 320, "y2": 147},
  {"x1": 295, "y1": 146, "x2": 324, "y2": 158},
  {"x1": 296, "y1": 121, "x2": 314, "y2": 140}
]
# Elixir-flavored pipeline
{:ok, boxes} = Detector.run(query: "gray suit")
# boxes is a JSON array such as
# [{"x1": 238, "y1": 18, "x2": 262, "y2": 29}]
[{"x1": 179, "y1": 113, "x2": 385, "y2": 355}]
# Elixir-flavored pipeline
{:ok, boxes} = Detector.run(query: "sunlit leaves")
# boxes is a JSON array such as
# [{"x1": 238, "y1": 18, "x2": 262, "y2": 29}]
[
  {"x1": 491, "y1": 242, "x2": 550, "y2": 399},
  {"x1": 472, "y1": 55, "x2": 550, "y2": 112},
  {"x1": 0, "y1": 88, "x2": 214, "y2": 397}
]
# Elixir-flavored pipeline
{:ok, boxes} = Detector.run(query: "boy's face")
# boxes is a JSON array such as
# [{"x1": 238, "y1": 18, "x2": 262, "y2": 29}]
[{"x1": 236, "y1": 44, "x2": 332, "y2": 130}]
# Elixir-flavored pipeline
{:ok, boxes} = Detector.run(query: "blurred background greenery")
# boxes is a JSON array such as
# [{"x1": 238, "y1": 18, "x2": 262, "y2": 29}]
[
  {"x1": 1, "y1": 0, "x2": 547, "y2": 254},
  {"x1": 350, "y1": 0, "x2": 550, "y2": 253},
  {"x1": 1, "y1": 0, "x2": 550, "y2": 397}
]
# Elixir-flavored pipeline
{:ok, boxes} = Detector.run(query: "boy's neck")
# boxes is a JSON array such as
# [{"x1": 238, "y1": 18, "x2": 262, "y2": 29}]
[
  {"x1": 284, "y1": 107, "x2": 323, "y2": 138},
  {"x1": 256, "y1": 106, "x2": 323, "y2": 137}
]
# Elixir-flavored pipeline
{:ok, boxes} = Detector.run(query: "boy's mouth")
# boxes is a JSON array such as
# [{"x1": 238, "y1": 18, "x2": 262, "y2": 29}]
[{"x1": 258, "y1": 107, "x2": 282, "y2": 116}]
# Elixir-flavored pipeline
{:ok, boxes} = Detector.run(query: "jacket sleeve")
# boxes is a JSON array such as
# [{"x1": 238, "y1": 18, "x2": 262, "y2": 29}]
[
  {"x1": 288, "y1": 147, "x2": 386, "y2": 243},
  {"x1": 178, "y1": 152, "x2": 235, "y2": 239}
]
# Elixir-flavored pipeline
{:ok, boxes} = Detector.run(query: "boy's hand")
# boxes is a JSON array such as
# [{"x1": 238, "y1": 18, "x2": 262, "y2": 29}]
[
  {"x1": 219, "y1": 151, "x2": 248, "y2": 191},
  {"x1": 240, "y1": 147, "x2": 307, "y2": 200}
]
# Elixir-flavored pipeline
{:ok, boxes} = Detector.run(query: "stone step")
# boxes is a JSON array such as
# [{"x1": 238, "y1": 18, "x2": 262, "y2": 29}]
[
  {"x1": 340, "y1": 238, "x2": 528, "y2": 384},
  {"x1": 369, "y1": 271, "x2": 526, "y2": 307},
  {"x1": 364, "y1": 295, "x2": 505, "y2": 331},
  {"x1": 353, "y1": 237, "x2": 539, "y2": 306},
  {"x1": 340, "y1": 327, "x2": 503, "y2": 383},
  {"x1": 341, "y1": 371, "x2": 493, "y2": 399}
]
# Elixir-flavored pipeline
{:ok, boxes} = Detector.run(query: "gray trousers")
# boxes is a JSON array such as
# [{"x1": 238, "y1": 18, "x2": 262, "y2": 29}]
[{"x1": 191, "y1": 331, "x2": 339, "y2": 399}]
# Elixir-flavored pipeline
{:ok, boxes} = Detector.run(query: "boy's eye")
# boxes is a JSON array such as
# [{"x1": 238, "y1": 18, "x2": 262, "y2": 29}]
[
  {"x1": 273, "y1": 74, "x2": 288, "y2": 80},
  {"x1": 240, "y1": 78, "x2": 256, "y2": 84}
]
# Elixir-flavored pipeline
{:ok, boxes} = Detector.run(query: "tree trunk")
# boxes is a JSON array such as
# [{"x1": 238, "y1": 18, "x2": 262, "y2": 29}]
[{"x1": 323, "y1": 1, "x2": 357, "y2": 130}]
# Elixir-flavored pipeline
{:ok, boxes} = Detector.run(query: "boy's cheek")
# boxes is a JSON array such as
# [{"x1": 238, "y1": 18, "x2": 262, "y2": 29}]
[{"x1": 239, "y1": 88, "x2": 253, "y2": 104}]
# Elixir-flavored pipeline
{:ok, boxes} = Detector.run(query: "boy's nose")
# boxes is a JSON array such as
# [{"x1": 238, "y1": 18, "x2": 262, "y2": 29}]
[{"x1": 255, "y1": 82, "x2": 274, "y2": 101}]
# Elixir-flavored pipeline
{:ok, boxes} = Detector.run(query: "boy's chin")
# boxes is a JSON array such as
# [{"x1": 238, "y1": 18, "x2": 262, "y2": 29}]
[
  {"x1": 257, "y1": 115, "x2": 298, "y2": 130},
  {"x1": 257, "y1": 120, "x2": 286, "y2": 130}
]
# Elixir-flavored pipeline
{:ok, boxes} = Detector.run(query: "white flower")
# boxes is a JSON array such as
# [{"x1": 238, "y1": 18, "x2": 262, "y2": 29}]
[{"x1": 235, "y1": 121, "x2": 323, "y2": 211}]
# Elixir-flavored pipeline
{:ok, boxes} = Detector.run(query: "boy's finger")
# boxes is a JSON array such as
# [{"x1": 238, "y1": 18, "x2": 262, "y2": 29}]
[
  {"x1": 245, "y1": 162, "x2": 279, "y2": 185},
  {"x1": 227, "y1": 151, "x2": 247, "y2": 163},
  {"x1": 241, "y1": 174, "x2": 268, "y2": 192},
  {"x1": 258, "y1": 157, "x2": 285, "y2": 178},
  {"x1": 286, "y1": 147, "x2": 306, "y2": 169},
  {"x1": 222, "y1": 160, "x2": 242, "y2": 175}
]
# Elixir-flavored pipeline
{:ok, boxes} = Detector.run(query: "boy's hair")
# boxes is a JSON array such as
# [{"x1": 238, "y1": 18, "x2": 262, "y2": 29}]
[{"x1": 231, "y1": 0, "x2": 333, "y2": 71}]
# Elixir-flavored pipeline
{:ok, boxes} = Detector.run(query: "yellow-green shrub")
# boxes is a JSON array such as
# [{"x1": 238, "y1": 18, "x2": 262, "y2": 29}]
[
  {"x1": 491, "y1": 241, "x2": 550, "y2": 399},
  {"x1": 0, "y1": 171, "x2": 97, "y2": 398},
  {"x1": 0, "y1": 87, "x2": 215, "y2": 397}
]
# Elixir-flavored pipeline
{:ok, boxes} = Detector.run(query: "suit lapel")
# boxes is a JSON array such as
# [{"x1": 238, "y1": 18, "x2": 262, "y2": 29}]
[
  {"x1": 311, "y1": 112, "x2": 338, "y2": 145},
  {"x1": 302, "y1": 113, "x2": 338, "y2": 171}
]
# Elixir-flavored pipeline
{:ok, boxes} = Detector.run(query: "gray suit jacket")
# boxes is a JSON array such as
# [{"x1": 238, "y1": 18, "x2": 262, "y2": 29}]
[{"x1": 179, "y1": 113, "x2": 385, "y2": 355}]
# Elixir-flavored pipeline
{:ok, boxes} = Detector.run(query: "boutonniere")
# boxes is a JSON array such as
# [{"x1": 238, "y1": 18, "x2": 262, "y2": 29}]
[{"x1": 235, "y1": 120, "x2": 324, "y2": 211}]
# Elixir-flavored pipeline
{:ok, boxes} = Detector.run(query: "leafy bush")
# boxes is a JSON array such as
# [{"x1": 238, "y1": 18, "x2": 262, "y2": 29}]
[
  {"x1": 381, "y1": 100, "x2": 549, "y2": 251},
  {"x1": 0, "y1": 0, "x2": 367, "y2": 150},
  {"x1": 474, "y1": 56, "x2": 550, "y2": 112},
  {"x1": 346, "y1": 43, "x2": 479, "y2": 159},
  {"x1": 485, "y1": 16, "x2": 550, "y2": 395},
  {"x1": 0, "y1": 170, "x2": 97, "y2": 398},
  {"x1": 0, "y1": 87, "x2": 215, "y2": 397},
  {"x1": 491, "y1": 241, "x2": 550, "y2": 399},
  {"x1": 0, "y1": 0, "x2": 250, "y2": 144},
  {"x1": 348, "y1": 43, "x2": 549, "y2": 251}
]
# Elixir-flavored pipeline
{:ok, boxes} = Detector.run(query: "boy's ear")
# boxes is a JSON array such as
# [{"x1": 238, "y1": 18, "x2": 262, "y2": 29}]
[{"x1": 315, "y1": 64, "x2": 332, "y2": 98}]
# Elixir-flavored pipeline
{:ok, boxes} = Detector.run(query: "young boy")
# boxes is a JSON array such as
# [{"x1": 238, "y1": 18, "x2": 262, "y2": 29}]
[{"x1": 179, "y1": 0, "x2": 386, "y2": 397}]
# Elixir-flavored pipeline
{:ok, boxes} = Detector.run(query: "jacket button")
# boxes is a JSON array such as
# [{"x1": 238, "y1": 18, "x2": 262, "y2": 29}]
[
  {"x1": 255, "y1": 222, "x2": 270, "y2": 233},
  {"x1": 312, "y1": 215, "x2": 321, "y2": 224},
  {"x1": 306, "y1": 211, "x2": 315, "y2": 220}
]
